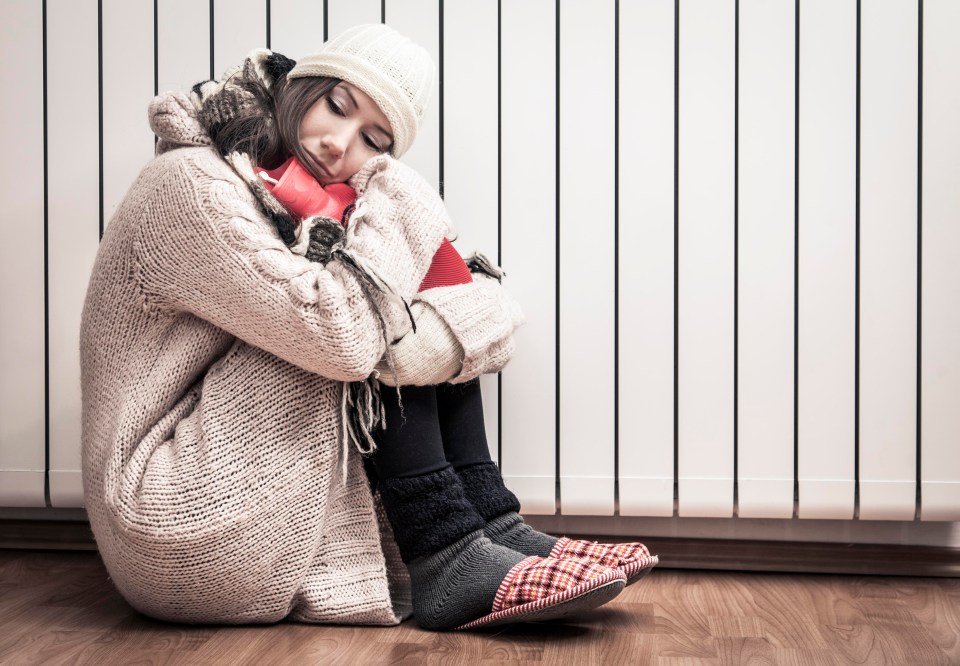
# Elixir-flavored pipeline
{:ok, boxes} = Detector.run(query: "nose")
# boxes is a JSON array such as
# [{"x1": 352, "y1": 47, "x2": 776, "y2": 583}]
[{"x1": 322, "y1": 128, "x2": 348, "y2": 159}]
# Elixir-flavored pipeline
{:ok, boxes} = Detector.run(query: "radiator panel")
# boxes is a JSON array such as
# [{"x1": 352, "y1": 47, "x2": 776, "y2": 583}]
[
  {"x1": 268, "y1": 0, "x2": 327, "y2": 58},
  {"x1": 677, "y1": 0, "x2": 736, "y2": 518},
  {"x1": 327, "y1": 0, "x2": 381, "y2": 39},
  {"x1": 157, "y1": 0, "x2": 209, "y2": 104},
  {"x1": 920, "y1": 0, "x2": 960, "y2": 522},
  {"x1": 443, "y1": 0, "x2": 500, "y2": 465},
  {"x1": 736, "y1": 0, "x2": 797, "y2": 519},
  {"x1": 858, "y1": 0, "x2": 918, "y2": 521},
  {"x1": 47, "y1": 0, "x2": 100, "y2": 508},
  {"x1": 797, "y1": 0, "x2": 857, "y2": 520},
  {"x1": 1, "y1": 0, "x2": 958, "y2": 525},
  {"x1": 101, "y1": 0, "x2": 155, "y2": 230},
  {"x1": 386, "y1": 0, "x2": 441, "y2": 191},
  {"x1": 0, "y1": 0, "x2": 46, "y2": 508},
  {"x1": 558, "y1": 0, "x2": 616, "y2": 516},
  {"x1": 617, "y1": 0, "x2": 676, "y2": 518},
  {"x1": 213, "y1": 0, "x2": 266, "y2": 78},
  {"x1": 499, "y1": 0, "x2": 558, "y2": 515}
]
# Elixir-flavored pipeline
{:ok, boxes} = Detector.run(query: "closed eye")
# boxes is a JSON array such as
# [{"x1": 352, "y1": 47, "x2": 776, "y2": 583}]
[
  {"x1": 326, "y1": 96, "x2": 345, "y2": 117},
  {"x1": 363, "y1": 133, "x2": 386, "y2": 153}
]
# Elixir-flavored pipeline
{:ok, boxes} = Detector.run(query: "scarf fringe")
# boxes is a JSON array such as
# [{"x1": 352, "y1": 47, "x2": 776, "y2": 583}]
[
  {"x1": 465, "y1": 251, "x2": 505, "y2": 283},
  {"x1": 340, "y1": 377, "x2": 387, "y2": 483}
]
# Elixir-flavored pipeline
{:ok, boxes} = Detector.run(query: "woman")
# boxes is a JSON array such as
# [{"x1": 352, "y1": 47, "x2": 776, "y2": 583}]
[{"x1": 81, "y1": 24, "x2": 654, "y2": 631}]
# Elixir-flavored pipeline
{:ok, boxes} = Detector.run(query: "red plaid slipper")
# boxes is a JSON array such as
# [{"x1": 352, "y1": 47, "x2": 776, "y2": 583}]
[
  {"x1": 455, "y1": 556, "x2": 626, "y2": 630},
  {"x1": 548, "y1": 538, "x2": 659, "y2": 585}
]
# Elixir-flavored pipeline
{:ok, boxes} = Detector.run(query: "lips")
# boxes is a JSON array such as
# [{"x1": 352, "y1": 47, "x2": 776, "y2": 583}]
[{"x1": 307, "y1": 152, "x2": 334, "y2": 183}]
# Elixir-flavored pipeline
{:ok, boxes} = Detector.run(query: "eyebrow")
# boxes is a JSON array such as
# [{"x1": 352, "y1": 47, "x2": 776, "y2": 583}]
[{"x1": 341, "y1": 85, "x2": 393, "y2": 141}]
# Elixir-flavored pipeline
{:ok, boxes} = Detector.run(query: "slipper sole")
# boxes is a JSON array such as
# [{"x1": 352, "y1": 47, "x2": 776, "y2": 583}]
[{"x1": 454, "y1": 568, "x2": 626, "y2": 631}]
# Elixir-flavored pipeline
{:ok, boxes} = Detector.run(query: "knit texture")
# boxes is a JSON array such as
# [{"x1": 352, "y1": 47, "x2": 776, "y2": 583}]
[
  {"x1": 454, "y1": 556, "x2": 626, "y2": 630},
  {"x1": 80, "y1": 90, "x2": 450, "y2": 624},
  {"x1": 345, "y1": 155, "x2": 450, "y2": 313},
  {"x1": 417, "y1": 273, "x2": 525, "y2": 383},
  {"x1": 377, "y1": 467, "x2": 485, "y2": 563},
  {"x1": 484, "y1": 512, "x2": 560, "y2": 559},
  {"x1": 165, "y1": 56, "x2": 521, "y2": 388},
  {"x1": 457, "y1": 462, "x2": 560, "y2": 558},
  {"x1": 455, "y1": 461, "x2": 522, "y2": 520},
  {"x1": 406, "y1": 530, "x2": 525, "y2": 630},
  {"x1": 375, "y1": 302, "x2": 462, "y2": 387}
]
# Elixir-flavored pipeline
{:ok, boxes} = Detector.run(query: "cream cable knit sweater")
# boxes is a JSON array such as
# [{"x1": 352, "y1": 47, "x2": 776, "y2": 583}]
[{"x1": 80, "y1": 87, "x2": 522, "y2": 624}]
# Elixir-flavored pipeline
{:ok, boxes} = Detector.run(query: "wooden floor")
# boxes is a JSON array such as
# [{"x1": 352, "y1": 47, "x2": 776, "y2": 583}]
[{"x1": 2, "y1": 550, "x2": 958, "y2": 665}]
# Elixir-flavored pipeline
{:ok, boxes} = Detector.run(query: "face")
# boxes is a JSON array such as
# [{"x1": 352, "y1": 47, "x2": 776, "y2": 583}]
[{"x1": 298, "y1": 82, "x2": 394, "y2": 186}]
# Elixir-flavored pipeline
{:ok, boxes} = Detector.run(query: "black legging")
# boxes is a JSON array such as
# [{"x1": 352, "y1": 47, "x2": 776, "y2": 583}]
[{"x1": 371, "y1": 378, "x2": 493, "y2": 482}]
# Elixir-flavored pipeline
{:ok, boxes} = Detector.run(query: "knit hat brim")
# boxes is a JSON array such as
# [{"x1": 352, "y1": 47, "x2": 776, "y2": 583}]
[{"x1": 289, "y1": 55, "x2": 416, "y2": 158}]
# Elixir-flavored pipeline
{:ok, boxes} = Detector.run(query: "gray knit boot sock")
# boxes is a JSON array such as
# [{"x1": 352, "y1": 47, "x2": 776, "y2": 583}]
[
  {"x1": 378, "y1": 466, "x2": 526, "y2": 630},
  {"x1": 407, "y1": 529, "x2": 526, "y2": 630},
  {"x1": 484, "y1": 510, "x2": 559, "y2": 558},
  {"x1": 456, "y1": 462, "x2": 559, "y2": 558}
]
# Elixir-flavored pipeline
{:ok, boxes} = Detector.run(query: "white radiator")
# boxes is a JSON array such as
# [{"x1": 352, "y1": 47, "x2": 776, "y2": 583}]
[{"x1": 1, "y1": 0, "x2": 957, "y2": 525}]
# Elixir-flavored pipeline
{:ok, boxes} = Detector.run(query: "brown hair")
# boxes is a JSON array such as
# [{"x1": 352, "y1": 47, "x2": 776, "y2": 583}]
[{"x1": 210, "y1": 73, "x2": 340, "y2": 183}]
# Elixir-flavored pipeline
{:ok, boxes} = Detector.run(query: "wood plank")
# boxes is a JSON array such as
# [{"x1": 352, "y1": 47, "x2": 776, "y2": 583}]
[
  {"x1": 0, "y1": 520, "x2": 97, "y2": 551},
  {"x1": 638, "y1": 536, "x2": 960, "y2": 578},
  {"x1": 1, "y1": 551, "x2": 958, "y2": 664}
]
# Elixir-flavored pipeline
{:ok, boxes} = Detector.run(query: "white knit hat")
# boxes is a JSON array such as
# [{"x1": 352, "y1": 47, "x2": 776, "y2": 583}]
[{"x1": 288, "y1": 24, "x2": 435, "y2": 158}]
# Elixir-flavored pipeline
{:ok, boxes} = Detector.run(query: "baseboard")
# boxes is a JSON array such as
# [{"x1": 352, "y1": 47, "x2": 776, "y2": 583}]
[
  {"x1": 583, "y1": 534, "x2": 960, "y2": 578},
  {"x1": 2, "y1": 519, "x2": 957, "y2": 577},
  {"x1": 0, "y1": 519, "x2": 97, "y2": 551}
]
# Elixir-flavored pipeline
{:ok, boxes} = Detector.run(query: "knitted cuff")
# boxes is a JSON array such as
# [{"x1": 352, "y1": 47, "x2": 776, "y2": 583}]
[
  {"x1": 378, "y1": 466, "x2": 485, "y2": 563},
  {"x1": 416, "y1": 278, "x2": 521, "y2": 383},
  {"x1": 455, "y1": 462, "x2": 521, "y2": 522},
  {"x1": 375, "y1": 302, "x2": 464, "y2": 387}
]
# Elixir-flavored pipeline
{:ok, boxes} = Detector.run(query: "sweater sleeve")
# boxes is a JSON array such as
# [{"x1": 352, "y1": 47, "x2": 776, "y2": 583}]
[
  {"x1": 133, "y1": 149, "x2": 446, "y2": 382},
  {"x1": 405, "y1": 273, "x2": 525, "y2": 384}
]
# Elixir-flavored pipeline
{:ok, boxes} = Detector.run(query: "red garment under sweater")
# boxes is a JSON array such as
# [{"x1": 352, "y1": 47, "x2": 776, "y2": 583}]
[{"x1": 257, "y1": 157, "x2": 472, "y2": 292}]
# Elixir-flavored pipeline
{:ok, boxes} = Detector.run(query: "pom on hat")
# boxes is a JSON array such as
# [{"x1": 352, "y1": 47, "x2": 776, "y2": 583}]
[{"x1": 288, "y1": 24, "x2": 435, "y2": 158}]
